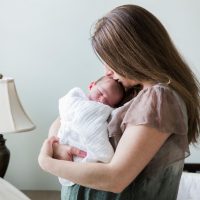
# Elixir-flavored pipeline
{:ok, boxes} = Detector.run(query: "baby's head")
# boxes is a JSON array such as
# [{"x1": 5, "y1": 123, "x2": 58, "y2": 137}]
[{"x1": 88, "y1": 76, "x2": 125, "y2": 107}]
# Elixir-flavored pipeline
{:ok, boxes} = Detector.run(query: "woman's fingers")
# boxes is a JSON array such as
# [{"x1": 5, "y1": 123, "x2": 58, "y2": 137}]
[
  {"x1": 40, "y1": 136, "x2": 59, "y2": 158},
  {"x1": 69, "y1": 146, "x2": 87, "y2": 158},
  {"x1": 48, "y1": 136, "x2": 87, "y2": 158},
  {"x1": 48, "y1": 136, "x2": 60, "y2": 144}
]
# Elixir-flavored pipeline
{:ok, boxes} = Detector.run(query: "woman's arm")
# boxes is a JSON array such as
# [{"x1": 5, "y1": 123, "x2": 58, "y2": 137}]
[{"x1": 39, "y1": 125, "x2": 170, "y2": 193}]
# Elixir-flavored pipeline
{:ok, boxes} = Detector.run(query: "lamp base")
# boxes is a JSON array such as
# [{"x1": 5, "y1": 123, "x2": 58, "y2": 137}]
[{"x1": 0, "y1": 134, "x2": 10, "y2": 178}]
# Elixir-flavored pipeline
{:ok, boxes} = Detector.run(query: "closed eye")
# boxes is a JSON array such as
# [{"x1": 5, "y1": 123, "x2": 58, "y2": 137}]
[{"x1": 96, "y1": 89, "x2": 103, "y2": 97}]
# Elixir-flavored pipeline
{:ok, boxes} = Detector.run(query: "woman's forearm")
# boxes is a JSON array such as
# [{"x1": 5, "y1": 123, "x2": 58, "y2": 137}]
[
  {"x1": 40, "y1": 125, "x2": 170, "y2": 193},
  {"x1": 41, "y1": 157, "x2": 118, "y2": 192}
]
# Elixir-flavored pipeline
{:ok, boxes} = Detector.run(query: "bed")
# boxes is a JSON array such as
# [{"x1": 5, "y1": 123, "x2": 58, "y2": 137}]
[
  {"x1": 0, "y1": 178, "x2": 30, "y2": 200},
  {"x1": 177, "y1": 163, "x2": 200, "y2": 200}
]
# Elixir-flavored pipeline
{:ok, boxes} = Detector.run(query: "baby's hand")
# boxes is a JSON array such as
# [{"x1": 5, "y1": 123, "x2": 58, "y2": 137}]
[
  {"x1": 52, "y1": 143, "x2": 87, "y2": 161},
  {"x1": 53, "y1": 143, "x2": 73, "y2": 161}
]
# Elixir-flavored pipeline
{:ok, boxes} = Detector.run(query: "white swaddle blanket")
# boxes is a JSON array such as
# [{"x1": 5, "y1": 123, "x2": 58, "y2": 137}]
[{"x1": 57, "y1": 87, "x2": 114, "y2": 186}]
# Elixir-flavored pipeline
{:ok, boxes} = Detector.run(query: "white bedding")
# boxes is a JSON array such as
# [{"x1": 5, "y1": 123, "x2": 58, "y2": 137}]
[
  {"x1": 177, "y1": 172, "x2": 200, "y2": 200},
  {"x1": 0, "y1": 178, "x2": 30, "y2": 200}
]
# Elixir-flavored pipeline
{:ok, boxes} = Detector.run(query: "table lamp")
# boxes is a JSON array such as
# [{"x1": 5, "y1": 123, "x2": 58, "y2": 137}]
[{"x1": 0, "y1": 74, "x2": 36, "y2": 178}]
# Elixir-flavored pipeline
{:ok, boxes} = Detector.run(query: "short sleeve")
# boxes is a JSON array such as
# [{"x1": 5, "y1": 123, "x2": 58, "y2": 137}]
[{"x1": 121, "y1": 84, "x2": 188, "y2": 136}]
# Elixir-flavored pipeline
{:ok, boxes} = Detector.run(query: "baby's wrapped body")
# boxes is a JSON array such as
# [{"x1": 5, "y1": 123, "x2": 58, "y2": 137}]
[{"x1": 58, "y1": 87, "x2": 114, "y2": 186}]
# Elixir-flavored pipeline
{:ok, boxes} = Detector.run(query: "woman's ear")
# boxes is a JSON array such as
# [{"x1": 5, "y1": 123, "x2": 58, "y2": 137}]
[{"x1": 88, "y1": 81, "x2": 96, "y2": 90}]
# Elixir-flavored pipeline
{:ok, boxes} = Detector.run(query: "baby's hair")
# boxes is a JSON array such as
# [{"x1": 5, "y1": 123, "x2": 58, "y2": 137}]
[
  {"x1": 95, "y1": 76, "x2": 124, "y2": 92},
  {"x1": 96, "y1": 76, "x2": 125, "y2": 106},
  {"x1": 95, "y1": 76, "x2": 107, "y2": 84}
]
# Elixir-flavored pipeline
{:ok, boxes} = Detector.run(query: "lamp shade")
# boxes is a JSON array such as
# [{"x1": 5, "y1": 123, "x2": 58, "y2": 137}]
[{"x1": 0, "y1": 77, "x2": 35, "y2": 133}]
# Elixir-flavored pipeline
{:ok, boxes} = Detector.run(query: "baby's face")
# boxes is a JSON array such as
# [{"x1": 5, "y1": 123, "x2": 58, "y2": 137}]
[{"x1": 89, "y1": 79, "x2": 123, "y2": 107}]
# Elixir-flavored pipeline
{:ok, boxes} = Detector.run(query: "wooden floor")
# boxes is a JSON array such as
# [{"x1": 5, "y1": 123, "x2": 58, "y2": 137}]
[{"x1": 22, "y1": 190, "x2": 60, "y2": 200}]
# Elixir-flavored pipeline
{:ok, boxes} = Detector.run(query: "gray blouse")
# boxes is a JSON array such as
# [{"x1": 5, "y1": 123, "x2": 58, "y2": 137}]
[{"x1": 61, "y1": 83, "x2": 189, "y2": 200}]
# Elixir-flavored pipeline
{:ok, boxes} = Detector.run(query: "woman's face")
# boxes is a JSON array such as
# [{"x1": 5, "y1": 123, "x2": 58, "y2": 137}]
[{"x1": 104, "y1": 65, "x2": 138, "y2": 89}]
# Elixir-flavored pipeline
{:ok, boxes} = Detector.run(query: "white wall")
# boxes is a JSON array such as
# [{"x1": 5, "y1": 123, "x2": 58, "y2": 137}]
[{"x1": 0, "y1": 0, "x2": 199, "y2": 190}]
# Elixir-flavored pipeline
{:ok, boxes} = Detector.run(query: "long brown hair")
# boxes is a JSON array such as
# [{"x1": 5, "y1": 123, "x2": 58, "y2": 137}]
[{"x1": 91, "y1": 4, "x2": 200, "y2": 144}]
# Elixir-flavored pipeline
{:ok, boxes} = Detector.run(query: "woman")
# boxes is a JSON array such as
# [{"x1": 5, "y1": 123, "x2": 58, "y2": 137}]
[{"x1": 38, "y1": 5, "x2": 200, "y2": 200}]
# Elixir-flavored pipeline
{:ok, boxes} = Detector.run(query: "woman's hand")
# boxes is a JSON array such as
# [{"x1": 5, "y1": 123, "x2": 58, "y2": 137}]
[
  {"x1": 38, "y1": 136, "x2": 87, "y2": 170},
  {"x1": 53, "y1": 142, "x2": 87, "y2": 161},
  {"x1": 38, "y1": 136, "x2": 58, "y2": 170}
]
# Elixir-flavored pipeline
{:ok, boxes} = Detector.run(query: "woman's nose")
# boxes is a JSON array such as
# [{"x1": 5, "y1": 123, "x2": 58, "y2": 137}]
[{"x1": 105, "y1": 69, "x2": 113, "y2": 77}]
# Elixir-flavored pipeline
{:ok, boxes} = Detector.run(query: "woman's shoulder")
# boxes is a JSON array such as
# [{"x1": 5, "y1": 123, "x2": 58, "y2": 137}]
[
  {"x1": 109, "y1": 83, "x2": 179, "y2": 122},
  {"x1": 125, "y1": 83, "x2": 186, "y2": 109},
  {"x1": 108, "y1": 82, "x2": 189, "y2": 155},
  {"x1": 134, "y1": 82, "x2": 180, "y2": 101},
  {"x1": 121, "y1": 82, "x2": 188, "y2": 134}
]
